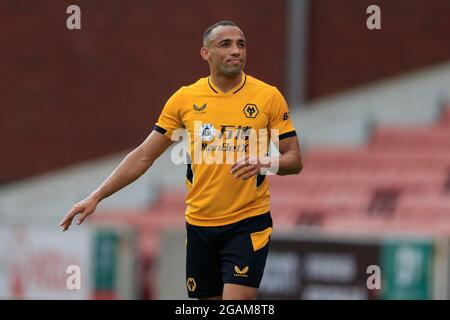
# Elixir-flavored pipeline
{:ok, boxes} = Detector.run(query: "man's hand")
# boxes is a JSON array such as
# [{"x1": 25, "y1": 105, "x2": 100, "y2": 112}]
[
  {"x1": 60, "y1": 195, "x2": 99, "y2": 231},
  {"x1": 230, "y1": 156, "x2": 271, "y2": 180}
]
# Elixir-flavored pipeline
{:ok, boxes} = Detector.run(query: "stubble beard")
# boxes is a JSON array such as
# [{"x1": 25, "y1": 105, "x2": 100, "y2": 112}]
[{"x1": 220, "y1": 62, "x2": 245, "y2": 78}]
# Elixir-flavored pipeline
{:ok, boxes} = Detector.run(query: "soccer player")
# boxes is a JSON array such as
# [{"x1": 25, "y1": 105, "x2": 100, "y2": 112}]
[{"x1": 60, "y1": 21, "x2": 303, "y2": 300}]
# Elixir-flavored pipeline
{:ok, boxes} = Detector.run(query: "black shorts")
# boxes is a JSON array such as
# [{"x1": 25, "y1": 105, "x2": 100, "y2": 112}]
[{"x1": 185, "y1": 212, "x2": 273, "y2": 299}]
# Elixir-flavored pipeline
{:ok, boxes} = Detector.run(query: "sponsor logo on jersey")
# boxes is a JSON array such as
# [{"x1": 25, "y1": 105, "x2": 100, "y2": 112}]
[
  {"x1": 199, "y1": 123, "x2": 216, "y2": 141},
  {"x1": 234, "y1": 265, "x2": 249, "y2": 278},
  {"x1": 193, "y1": 103, "x2": 207, "y2": 114}
]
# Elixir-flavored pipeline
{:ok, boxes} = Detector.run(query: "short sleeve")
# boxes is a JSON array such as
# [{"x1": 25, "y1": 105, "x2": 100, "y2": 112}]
[
  {"x1": 154, "y1": 88, "x2": 184, "y2": 140},
  {"x1": 268, "y1": 88, "x2": 297, "y2": 140}
]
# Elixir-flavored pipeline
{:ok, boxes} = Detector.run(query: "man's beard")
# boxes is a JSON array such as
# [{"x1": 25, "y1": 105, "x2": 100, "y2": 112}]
[{"x1": 221, "y1": 64, "x2": 244, "y2": 77}]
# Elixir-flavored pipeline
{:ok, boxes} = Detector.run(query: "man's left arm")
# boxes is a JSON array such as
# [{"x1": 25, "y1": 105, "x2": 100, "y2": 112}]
[
  {"x1": 271, "y1": 134, "x2": 303, "y2": 176},
  {"x1": 231, "y1": 87, "x2": 303, "y2": 179}
]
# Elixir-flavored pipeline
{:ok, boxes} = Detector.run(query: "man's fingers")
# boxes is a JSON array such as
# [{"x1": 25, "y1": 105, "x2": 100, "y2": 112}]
[
  {"x1": 234, "y1": 165, "x2": 255, "y2": 178},
  {"x1": 242, "y1": 168, "x2": 259, "y2": 180},
  {"x1": 231, "y1": 162, "x2": 248, "y2": 174},
  {"x1": 60, "y1": 206, "x2": 82, "y2": 231},
  {"x1": 60, "y1": 215, "x2": 76, "y2": 231},
  {"x1": 77, "y1": 209, "x2": 91, "y2": 225},
  {"x1": 61, "y1": 217, "x2": 75, "y2": 231},
  {"x1": 60, "y1": 211, "x2": 75, "y2": 227},
  {"x1": 234, "y1": 166, "x2": 251, "y2": 178},
  {"x1": 231, "y1": 155, "x2": 249, "y2": 171},
  {"x1": 231, "y1": 161, "x2": 246, "y2": 172}
]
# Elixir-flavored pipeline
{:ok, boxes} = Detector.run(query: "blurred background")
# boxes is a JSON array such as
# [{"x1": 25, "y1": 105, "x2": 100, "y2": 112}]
[{"x1": 1, "y1": 0, "x2": 450, "y2": 299}]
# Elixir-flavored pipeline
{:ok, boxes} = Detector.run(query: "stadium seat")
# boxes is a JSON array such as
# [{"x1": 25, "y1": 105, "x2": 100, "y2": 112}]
[{"x1": 439, "y1": 103, "x2": 450, "y2": 127}]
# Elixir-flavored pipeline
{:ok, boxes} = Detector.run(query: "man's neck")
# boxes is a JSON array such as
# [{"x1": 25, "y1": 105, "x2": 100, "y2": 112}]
[{"x1": 209, "y1": 72, "x2": 242, "y2": 93}]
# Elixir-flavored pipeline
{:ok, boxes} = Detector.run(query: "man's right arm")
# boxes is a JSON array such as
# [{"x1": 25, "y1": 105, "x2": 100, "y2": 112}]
[{"x1": 60, "y1": 130, "x2": 172, "y2": 231}]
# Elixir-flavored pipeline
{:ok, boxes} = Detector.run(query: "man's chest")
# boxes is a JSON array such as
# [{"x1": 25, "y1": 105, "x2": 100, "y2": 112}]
[{"x1": 180, "y1": 95, "x2": 270, "y2": 135}]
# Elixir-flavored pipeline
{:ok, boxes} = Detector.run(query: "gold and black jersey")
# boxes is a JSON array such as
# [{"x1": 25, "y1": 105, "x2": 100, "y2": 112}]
[{"x1": 155, "y1": 72, "x2": 296, "y2": 227}]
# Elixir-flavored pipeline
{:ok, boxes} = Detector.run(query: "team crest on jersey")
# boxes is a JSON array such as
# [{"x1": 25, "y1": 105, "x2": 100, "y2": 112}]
[
  {"x1": 243, "y1": 104, "x2": 259, "y2": 119},
  {"x1": 186, "y1": 277, "x2": 196, "y2": 292},
  {"x1": 199, "y1": 123, "x2": 216, "y2": 141}
]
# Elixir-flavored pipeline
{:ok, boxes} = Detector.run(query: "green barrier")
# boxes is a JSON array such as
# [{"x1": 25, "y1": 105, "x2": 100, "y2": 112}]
[
  {"x1": 381, "y1": 240, "x2": 433, "y2": 300},
  {"x1": 93, "y1": 230, "x2": 119, "y2": 295}
]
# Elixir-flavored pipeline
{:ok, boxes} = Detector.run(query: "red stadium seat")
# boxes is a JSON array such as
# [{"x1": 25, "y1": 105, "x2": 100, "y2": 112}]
[{"x1": 439, "y1": 103, "x2": 450, "y2": 127}]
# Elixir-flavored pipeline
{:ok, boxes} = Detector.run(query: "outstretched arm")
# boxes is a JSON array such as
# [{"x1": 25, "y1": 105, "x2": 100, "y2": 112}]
[{"x1": 60, "y1": 130, "x2": 172, "y2": 231}]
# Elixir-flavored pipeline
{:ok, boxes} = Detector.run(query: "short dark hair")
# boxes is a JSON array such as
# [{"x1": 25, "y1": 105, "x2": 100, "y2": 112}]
[{"x1": 203, "y1": 20, "x2": 238, "y2": 46}]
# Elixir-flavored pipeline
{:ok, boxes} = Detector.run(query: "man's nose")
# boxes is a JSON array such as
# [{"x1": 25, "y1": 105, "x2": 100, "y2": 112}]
[{"x1": 230, "y1": 43, "x2": 240, "y2": 56}]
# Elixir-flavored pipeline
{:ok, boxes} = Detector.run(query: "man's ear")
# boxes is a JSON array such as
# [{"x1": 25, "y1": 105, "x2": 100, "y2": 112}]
[{"x1": 200, "y1": 47, "x2": 209, "y2": 61}]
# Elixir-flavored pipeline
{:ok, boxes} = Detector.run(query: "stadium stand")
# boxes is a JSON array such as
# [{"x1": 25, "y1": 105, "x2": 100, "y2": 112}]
[{"x1": 276, "y1": 103, "x2": 450, "y2": 233}]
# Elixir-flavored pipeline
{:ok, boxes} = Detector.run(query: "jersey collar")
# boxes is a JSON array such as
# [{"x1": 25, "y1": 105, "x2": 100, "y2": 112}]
[{"x1": 208, "y1": 72, "x2": 247, "y2": 95}]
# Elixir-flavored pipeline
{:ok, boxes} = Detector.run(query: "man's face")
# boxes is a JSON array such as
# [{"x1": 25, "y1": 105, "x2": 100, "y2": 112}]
[{"x1": 202, "y1": 26, "x2": 246, "y2": 77}]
